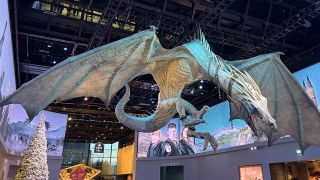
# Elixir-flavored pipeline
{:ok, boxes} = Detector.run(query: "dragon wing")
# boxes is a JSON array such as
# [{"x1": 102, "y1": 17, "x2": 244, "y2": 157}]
[
  {"x1": 0, "y1": 28, "x2": 161, "y2": 120},
  {"x1": 225, "y1": 52, "x2": 320, "y2": 151}
]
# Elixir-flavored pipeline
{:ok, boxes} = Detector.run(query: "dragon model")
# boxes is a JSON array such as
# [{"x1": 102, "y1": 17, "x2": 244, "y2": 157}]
[{"x1": 1, "y1": 27, "x2": 320, "y2": 152}]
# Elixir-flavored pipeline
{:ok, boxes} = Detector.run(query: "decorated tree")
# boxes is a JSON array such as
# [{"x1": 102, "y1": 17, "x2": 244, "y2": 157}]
[{"x1": 15, "y1": 115, "x2": 49, "y2": 180}]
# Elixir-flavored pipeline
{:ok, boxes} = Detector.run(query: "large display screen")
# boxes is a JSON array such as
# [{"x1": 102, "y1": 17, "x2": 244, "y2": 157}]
[
  {"x1": 137, "y1": 62, "x2": 320, "y2": 158},
  {"x1": 0, "y1": 0, "x2": 68, "y2": 156}
]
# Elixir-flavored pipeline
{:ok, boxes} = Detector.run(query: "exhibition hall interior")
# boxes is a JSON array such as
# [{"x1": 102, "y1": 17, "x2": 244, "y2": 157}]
[{"x1": 0, "y1": 0, "x2": 320, "y2": 179}]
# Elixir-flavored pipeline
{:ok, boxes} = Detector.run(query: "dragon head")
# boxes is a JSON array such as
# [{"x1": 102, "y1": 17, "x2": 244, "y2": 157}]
[{"x1": 248, "y1": 96, "x2": 278, "y2": 141}]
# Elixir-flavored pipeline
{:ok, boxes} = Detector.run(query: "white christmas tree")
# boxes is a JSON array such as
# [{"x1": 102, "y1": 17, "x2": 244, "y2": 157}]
[{"x1": 15, "y1": 115, "x2": 49, "y2": 180}]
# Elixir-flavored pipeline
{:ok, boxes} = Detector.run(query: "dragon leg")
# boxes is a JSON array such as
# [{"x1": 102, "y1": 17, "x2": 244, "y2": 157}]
[
  {"x1": 187, "y1": 129, "x2": 218, "y2": 152},
  {"x1": 176, "y1": 98, "x2": 218, "y2": 152},
  {"x1": 176, "y1": 98, "x2": 209, "y2": 126}
]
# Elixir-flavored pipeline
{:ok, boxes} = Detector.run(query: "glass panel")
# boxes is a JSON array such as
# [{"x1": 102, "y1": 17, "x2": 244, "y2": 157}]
[
  {"x1": 111, "y1": 150, "x2": 118, "y2": 157},
  {"x1": 89, "y1": 157, "x2": 104, "y2": 167},
  {"x1": 110, "y1": 157, "x2": 117, "y2": 166},
  {"x1": 112, "y1": 142, "x2": 119, "y2": 149},
  {"x1": 104, "y1": 144, "x2": 111, "y2": 149}
]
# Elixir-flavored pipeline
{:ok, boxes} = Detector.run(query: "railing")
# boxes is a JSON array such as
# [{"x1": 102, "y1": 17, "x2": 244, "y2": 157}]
[{"x1": 31, "y1": 0, "x2": 135, "y2": 32}]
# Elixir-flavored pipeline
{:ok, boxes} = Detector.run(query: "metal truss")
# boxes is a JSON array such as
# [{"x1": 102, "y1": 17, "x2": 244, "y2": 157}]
[
  {"x1": 236, "y1": 0, "x2": 320, "y2": 58},
  {"x1": 166, "y1": 0, "x2": 235, "y2": 48},
  {"x1": 87, "y1": 0, "x2": 125, "y2": 49}
]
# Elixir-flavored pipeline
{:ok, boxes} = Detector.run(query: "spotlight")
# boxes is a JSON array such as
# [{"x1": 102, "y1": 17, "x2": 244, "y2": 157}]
[
  {"x1": 120, "y1": 126, "x2": 124, "y2": 130},
  {"x1": 199, "y1": 85, "x2": 203, "y2": 89},
  {"x1": 47, "y1": 44, "x2": 52, "y2": 48},
  {"x1": 201, "y1": 92, "x2": 204, "y2": 95},
  {"x1": 191, "y1": 90, "x2": 194, "y2": 94},
  {"x1": 53, "y1": 61, "x2": 56, "y2": 64},
  {"x1": 63, "y1": 47, "x2": 68, "y2": 51},
  {"x1": 68, "y1": 117, "x2": 72, "y2": 120},
  {"x1": 84, "y1": 97, "x2": 88, "y2": 101},
  {"x1": 200, "y1": 80, "x2": 204, "y2": 83},
  {"x1": 250, "y1": 146, "x2": 257, "y2": 150},
  {"x1": 296, "y1": 149, "x2": 302, "y2": 155}
]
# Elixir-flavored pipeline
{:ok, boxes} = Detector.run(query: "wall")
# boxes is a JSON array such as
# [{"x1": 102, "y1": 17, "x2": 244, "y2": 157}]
[{"x1": 135, "y1": 139, "x2": 320, "y2": 180}]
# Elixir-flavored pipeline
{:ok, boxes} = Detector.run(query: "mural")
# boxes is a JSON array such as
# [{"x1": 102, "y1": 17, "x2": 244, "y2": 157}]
[
  {"x1": 137, "y1": 62, "x2": 320, "y2": 158},
  {"x1": 0, "y1": 0, "x2": 68, "y2": 156},
  {"x1": 5, "y1": 110, "x2": 67, "y2": 156},
  {"x1": 137, "y1": 103, "x2": 263, "y2": 158},
  {"x1": 293, "y1": 62, "x2": 320, "y2": 111},
  {"x1": 0, "y1": 0, "x2": 17, "y2": 142}
]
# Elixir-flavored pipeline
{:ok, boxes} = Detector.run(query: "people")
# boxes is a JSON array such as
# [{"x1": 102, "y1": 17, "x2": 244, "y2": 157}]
[
  {"x1": 159, "y1": 123, "x2": 180, "y2": 156},
  {"x1": 178, "y1": 127, "x2": 195, "y2": 155},
  {"x1": 147, "y1": 130, "x2": 163, "y2": 157}
]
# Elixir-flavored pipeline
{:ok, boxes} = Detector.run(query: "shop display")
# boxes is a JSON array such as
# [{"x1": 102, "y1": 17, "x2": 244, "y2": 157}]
[
  {"x1": 1, "y1": 26, "x2": 319, "y2": 153},
  {"x1": 239, "y1": 165, "x2": 263, "y2": 180}
]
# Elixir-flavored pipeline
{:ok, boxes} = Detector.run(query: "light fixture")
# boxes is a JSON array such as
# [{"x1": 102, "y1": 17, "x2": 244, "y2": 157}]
[
  {"x1": 53, "y1": 61, "x2": 56, "y2": 64},
  {"x1": 250, "y1": 146, "x2": 257, "y2": 150},
  {"x1": 296, "y1": 149, "x2": 302, "y2": 155},
  {"x1": 63, "y1": 47, "x2": 68, "y2": 51},
  {"x1": 191, "y1": 90, "x2": 194, "y2": 94},
  {"x1": 120, "y1": 126, "x2": 124, "y2": 130},
  {"x1": 84, "y1": 97, "x2": 88, "y2": 101},
  {"x1": 200, "y1": 80, "x2": 204, "y2": 83},
  {"x1": 199, "y1": 85, "x2": 203, "y2": 89},
  {"x1": 47, "y1": 44, "x2": 52, "y2": 48},
  {"x1": 68, "y1": 117, "x2": 72, "y2": 120},
  {"x1": 201, "y1": 92, "x2": 204, "y2": 95}
]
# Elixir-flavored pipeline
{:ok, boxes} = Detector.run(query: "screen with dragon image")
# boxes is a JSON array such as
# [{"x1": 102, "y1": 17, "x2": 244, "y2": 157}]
[
  {"x1": 137, "y1": 62, "x2": 320, "y2": 158},
  {"x1": 0, "y1": 0, "x2": 68, "y2": 156}
]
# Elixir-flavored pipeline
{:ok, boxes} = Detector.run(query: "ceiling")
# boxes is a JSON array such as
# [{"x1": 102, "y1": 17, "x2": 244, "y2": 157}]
[{"x1": 9, "y1": 0, "x2": 320, "y2": 144}]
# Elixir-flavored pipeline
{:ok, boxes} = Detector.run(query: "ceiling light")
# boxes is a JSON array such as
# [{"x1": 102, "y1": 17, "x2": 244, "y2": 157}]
[
  {"x1": 84, "y1": 97, "x2": 88, "y2": 101},
  {"x1": 63, "y1": 47, "x2": 68, "y2": 51},
  {"x1": 47, "y1": 44, "x2": 52, "y2": 48},
  {"x1": 191, "y1": 90, "x2": 194, "y2": 94},
  {"x1": 201, "y1": 92, "x2": 204, "y2": 95},
  {"x1": 120, "y1": 126, "x2": 124, "y2": 130},
  {"x1": 200, "y1": 80, "x2": 204, "y2": 83},
  {"x1": 68, "y1": 117, "x2": 72, "y2": 120},
  {"x1": 250, "y1": 146, "x2": 257, "y2": 150},
  {"x1": 53, "y1": 61, "x2": 56, "y2": 64},
  {"x1": 199, "y1": 85, "x2": 203, "y2": 89},
  {"x1": 296, "y1": 149, "x2": 302, "y2": 155}
]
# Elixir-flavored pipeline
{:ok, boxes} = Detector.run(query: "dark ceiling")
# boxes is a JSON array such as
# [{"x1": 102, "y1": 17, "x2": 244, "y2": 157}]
[{"x1": 10, "y1": 0, "x2": 320, "y2": 144}]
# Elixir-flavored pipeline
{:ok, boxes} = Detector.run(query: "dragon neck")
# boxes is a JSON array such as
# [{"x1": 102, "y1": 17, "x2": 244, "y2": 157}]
[{"x1": 184, "y1": 40, "x2": 263, "y2": 111}]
